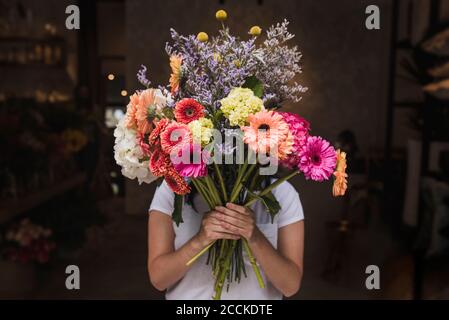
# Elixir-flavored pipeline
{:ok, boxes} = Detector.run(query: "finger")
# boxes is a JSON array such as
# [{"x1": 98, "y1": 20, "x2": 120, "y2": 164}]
[
  {"x1": 210, "y1": 211, "x2": 243, "y2": 223},
  {"x1": 214, "y1": 212, "x2": 247, "y2": 229},
  {"x1": 205, "y1": 216, "x2": 222, "y2": 226},
  {"x1": 211, "y1": 231, "x2": 240, "y2": 240},
  {"x1": 209, "y1": 224, "x2": 238, "y2": 235},
  {"x1": 226, "y1": 203, "x2": 249, "y2": 215},
  {"x1": 220, "y1": 221, "x2": 243, "y2": 235},
  {"x1": 215, "y1": 206, "x2": 246, "y2": 220}
]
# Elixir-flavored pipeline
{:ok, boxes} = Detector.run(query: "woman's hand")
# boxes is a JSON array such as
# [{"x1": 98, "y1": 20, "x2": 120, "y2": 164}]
[
  {"x1": 212, "y1": 203, "x2": 262, "y2": 244},
  {"x1": 196, "y1": 210, "x2": 241, "y2": 247}
]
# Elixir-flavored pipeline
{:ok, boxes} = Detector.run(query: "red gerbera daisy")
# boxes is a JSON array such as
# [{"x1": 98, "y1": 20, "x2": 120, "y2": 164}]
[
  {"x1": 149, "y1": 148, "x2": 172, "y2": 177},
  {"x1": 160, "y1": 122, "x2": 192, "y2": 155},
  {"x1": 149, "y1": 118, "x2": 170, "y2": 148},
  {"x1": 164, "y1": 167, "x2": 191, "y2": 195},
  {"x1": 174, "y1": 98, "x2": 205, "y2": 124}
]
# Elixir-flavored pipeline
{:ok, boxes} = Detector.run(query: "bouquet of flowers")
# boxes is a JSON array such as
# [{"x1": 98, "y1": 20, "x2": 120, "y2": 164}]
[
  {"x1": 2, "y1": 219, "x2": 56, "y2": 264},
  {"x1": 114, "y1": 10, "x2": 348, "y2": 299}
]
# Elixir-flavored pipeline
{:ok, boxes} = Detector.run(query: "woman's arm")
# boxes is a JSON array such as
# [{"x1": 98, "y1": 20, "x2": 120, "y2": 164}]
[
  {"x1": 147, "y1": 210, "x2": 239, "y2": 291},
  {"x1": 214, "y1": 203, "x2": 304, "y2": 297}
]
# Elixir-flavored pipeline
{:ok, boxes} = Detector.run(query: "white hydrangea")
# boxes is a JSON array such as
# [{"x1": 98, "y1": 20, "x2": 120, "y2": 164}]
[{"x1": 113, "y1": 118, "x2": 156, "y2": 184}]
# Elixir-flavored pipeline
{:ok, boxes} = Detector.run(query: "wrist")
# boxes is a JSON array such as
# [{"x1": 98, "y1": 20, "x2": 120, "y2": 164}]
[
  {"x1": 247, "y1": 226, "x2": 264, "y2": 246},
  {"x1": 191, "y1": 232, "x2": 209, "y2": 249}
]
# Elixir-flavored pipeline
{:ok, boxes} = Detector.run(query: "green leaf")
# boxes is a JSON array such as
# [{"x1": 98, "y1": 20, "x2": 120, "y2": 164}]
[
  {"x1": 262, "y1": 191, "x2": 281, "y2": 222},
  {"x1": 246, "y1": 190, "x2": 281, "y2": 223},
  {"x1": 212, "y1": 109, "x2": 223, "y2": 128},
  {"x1": 172, "y1": 194, "x2": 184, "y2": 226},
  {"x1": 243, "y1": 76, "x2": 264, "y2": 98}
]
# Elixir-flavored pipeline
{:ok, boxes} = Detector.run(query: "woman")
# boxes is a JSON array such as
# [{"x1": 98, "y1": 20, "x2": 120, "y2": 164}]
[{"x1": 147, "y1": 179, "x2": 304, "y2": 300}]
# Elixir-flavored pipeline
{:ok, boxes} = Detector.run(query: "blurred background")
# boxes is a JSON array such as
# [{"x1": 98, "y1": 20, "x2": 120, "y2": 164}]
[{"x1": 0, "y1": 0, "x2": 448, "y2": 300}]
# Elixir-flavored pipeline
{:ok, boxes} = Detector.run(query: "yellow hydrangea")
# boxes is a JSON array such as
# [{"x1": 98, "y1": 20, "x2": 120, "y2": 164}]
[
  {"x1": 220, "y1": 88, "x2": 264, "y2": 127},
  {"x1": 188, "y1": 118, "x2": 214, "y2": 146}
]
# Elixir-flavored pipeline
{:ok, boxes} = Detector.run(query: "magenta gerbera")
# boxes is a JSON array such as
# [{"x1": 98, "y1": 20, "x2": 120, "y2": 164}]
[
  {"x1": 173, "y1": 143, "x2": 209, "y2": 178},
  {"x1": 279, "y1": 112, "x2": 310, "y2": 169},
  {"x1": 299, "y1": 136, "x2": 337, "y2": 181}
]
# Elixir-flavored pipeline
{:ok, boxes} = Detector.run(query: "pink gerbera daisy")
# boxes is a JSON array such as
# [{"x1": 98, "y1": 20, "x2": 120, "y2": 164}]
[
  {"x1": 299, "y1": 136, "x2": 337, "y2": 181},
  {"x1": 173, "y1": 143, "x2": 209, "y2": 178},
  {"x1": 174, "y1": 98, "x2": 205, "y2": 124},
  {"x1": 279, "y1": 112, "x2": 310, "y2": 169},
  {"x1": 242, "y1": 110, "x2": 292, "y2": 160},
  {"x1": 160, "y1": 122, "x2": 192, "y2": 155}
]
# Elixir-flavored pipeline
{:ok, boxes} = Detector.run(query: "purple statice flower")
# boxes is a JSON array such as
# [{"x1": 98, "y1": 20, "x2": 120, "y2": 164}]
[
  {"x1": 137, "y1": 65, "x2": 151, "y2": 88},
  {"x1": 166, "y1": 27, "x2": 258, "y2": 110},
  {"x1": 254, "y1": 19, "x2": 308, "y2": 103},
  {"x1": 164, "y1": 19, "x2": 307, "y2": 114}
]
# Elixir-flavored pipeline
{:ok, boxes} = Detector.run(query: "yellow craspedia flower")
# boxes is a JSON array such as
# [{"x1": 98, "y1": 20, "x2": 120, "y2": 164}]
[
  {"x1": 249, "y1": 26, "x2": 262, "y2": 36},
  {"x1": 215, "y1": 10, "x2": 227, "y2": 21},
  {"x1": 220, "y1": 88, "x2": 265, "y2": 127},
  {"x1": 188, "y1": 118, "x2": 214, "y2": 146},
  {"x1": 233, "y1": 59, "x2": 242, "y2": 68},
  {"x1": 197, "y1": 32, "x2": 209, "y2": 42},
  {"x1": 213, "y1": 53, "x2": 222, "y2": 63}
]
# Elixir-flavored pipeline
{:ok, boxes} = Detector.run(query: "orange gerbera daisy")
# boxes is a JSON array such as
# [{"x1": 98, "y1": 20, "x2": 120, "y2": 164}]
[
  {"x1": 332, "y1": 149, "x2": 348, "y2": 196},
  {"x1": 135, "y1": 89, "x2": 159, "y2": 135},
  {"x1": 169, "y1": 55, "x2": 182, "y2": 94},
  {"x1": 242, "y1": 110, "x2": 292, "y2": 160},
  {"x1": 125, "y1": 93, "x2": 140, "y2": 129}
]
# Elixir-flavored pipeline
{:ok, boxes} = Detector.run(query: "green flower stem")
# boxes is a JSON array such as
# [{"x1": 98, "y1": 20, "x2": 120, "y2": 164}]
[
  {"x1": 186, "y1": 241, "x2": 215, "y2": 266},
  {"x1": 229, "y1": 164, "x2": 256, "y2": 203},
  {"x1": 242, "y1": 239, "x2": 265, "y2": 289},
  {"x1": 186, "y1": 177, "x2": 223, "y2": 268},
  {"x1": 204, "y1": 176, "x2": 222, "y2": 206},
  {"x1": 230, "y1": 159, "x2": 249, "y2": 202},
  {"x1": 213, "y1": 162, "x2": 228, "y2": 203},
  {"x1": 244, "y1": 170, "x2": 300, "y2": 207},
  {"x1": 191, "y1": 179, "x2": 214, "y2": 209},
  {"x1": 213, "y1": 240, "x2": 237, "y2": 300},
  {"x1": 214, "y1": 240, "x2": 226, "y2": 276}
]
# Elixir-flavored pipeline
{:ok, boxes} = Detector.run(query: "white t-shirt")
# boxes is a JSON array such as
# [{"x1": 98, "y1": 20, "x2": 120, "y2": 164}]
[{"x1": 149, "y1": 180, "x2": 304, "y2": 300}]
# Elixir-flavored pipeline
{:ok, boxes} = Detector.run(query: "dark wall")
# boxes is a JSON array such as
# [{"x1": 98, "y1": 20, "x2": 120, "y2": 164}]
[{"x1": 126, "y1": 0, "x2": 392, "y2": 150}]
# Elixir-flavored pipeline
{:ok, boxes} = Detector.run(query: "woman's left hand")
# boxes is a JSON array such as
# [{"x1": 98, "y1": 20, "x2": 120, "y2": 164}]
[{"x1": 212, "y1": 203, "x2": 261, "y2": 244}]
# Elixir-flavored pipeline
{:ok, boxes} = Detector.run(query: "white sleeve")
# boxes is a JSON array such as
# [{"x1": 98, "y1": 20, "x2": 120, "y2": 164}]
[
  {"x1": 149, "y1": 180, "x2": 174, "y2": 217},
  {"x1": 274, "y1": 181, "x2": 304, "y2": 228}
]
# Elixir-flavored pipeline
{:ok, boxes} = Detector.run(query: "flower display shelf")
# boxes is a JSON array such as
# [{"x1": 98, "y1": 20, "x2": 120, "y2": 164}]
[{"x1": 0, "y1": 172, "x2": 86, "y2": 225}]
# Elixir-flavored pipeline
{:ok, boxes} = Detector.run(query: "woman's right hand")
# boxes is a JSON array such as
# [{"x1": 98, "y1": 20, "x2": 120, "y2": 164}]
[{"x1": 195, "y1": 211, "x2": 240, "y2": 247}]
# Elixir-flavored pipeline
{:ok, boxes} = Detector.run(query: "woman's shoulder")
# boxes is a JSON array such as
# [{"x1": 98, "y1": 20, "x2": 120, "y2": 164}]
[{"x1": 150, "y1": 180, "x2": 175, "y2": 216}]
